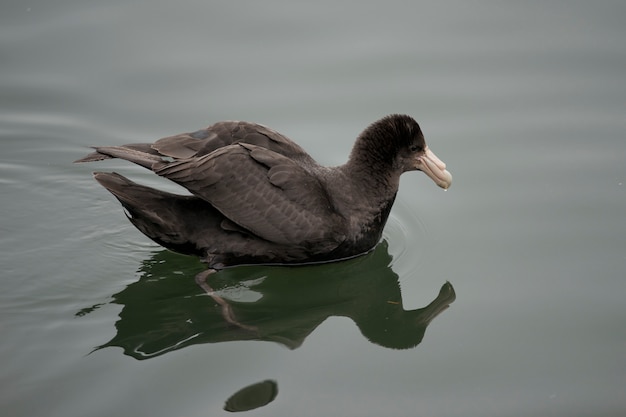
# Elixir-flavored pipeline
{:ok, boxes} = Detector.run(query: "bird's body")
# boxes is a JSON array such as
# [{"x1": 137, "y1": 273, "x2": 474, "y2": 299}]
[{"x1": 76, "y1": 115, "x2": 451, "y2": 270}]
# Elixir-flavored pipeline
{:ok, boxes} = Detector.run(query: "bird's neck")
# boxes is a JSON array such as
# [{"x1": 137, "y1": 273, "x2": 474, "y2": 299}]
[
  {"x1": 333, "y1": 161, "x2": 400, "y2": 229},
  {"x1": 340, "y1": 157, "x2": 401, "y2": 202}
]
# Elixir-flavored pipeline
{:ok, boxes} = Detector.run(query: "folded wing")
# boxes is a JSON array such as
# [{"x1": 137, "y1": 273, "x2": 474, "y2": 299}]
[
  {"x1": 154, "y1": 143, "x2": 346, "y2": 250},
  {"x1": 75, "y1": 121, "x2": 314, "y2": 164}
]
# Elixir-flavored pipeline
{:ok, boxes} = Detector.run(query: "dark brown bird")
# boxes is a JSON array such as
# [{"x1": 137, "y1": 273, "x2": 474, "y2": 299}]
[{"x1": 75, "y1": 114, "x2": 452, "y2": 274}]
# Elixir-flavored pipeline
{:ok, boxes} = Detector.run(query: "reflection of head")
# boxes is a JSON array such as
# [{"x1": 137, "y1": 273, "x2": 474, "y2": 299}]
[{"x1": 355, "y1": 282, "x2": 456, "y2": 349}]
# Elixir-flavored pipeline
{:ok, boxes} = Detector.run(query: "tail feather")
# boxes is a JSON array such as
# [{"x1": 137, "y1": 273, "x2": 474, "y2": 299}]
[{"x1": 93, "y1": 172, "x2": 218, "y2": 256}]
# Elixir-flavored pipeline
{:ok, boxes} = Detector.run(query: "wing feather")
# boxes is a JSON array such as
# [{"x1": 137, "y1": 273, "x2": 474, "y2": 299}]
[
  {"x1": 152, "y1": 121, "x2": 313, "y2": 161},
  {"x1": 154, "y1": 143, "x2": 345, "y2": 249}
]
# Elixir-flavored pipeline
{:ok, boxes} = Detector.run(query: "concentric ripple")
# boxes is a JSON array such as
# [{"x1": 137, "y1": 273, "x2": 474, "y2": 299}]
[{"x1": 382, "y1": 198, "x2": 431, "y2": 276}]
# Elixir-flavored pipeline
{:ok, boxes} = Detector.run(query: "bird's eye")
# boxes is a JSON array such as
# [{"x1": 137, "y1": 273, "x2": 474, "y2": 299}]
[{"x1": 409, "y1": 145, "x2": 422, "y2": 153}]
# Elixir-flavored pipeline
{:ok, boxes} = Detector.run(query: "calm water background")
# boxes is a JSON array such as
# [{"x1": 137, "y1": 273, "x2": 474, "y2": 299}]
[{"x1": 2, "y1": 1, "x2": 625, "y2": 416}]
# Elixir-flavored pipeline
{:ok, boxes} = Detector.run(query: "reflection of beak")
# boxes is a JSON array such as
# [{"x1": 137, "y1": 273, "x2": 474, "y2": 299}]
[
  {"x1": 417, "y1": 281, "x2": 456, "y2": 325},
  {"x1": 416, "y1": 146, "x2": 453, "y2": 189}
]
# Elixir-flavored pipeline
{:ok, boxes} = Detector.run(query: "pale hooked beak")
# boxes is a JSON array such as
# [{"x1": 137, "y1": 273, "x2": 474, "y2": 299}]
[{"x1": 416, "y1": 146, "x2": 453, "y2": 189}]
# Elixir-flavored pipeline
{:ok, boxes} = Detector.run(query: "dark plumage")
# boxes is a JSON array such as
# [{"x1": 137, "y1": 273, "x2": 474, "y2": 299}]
[{"x1": 75, "y1": 114, "x2": 452, "y2": 270}]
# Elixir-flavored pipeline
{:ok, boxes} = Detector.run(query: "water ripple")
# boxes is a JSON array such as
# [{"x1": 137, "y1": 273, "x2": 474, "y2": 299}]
[{"x1": 383, "y1": 198, "x2": 430, "y2": 276}]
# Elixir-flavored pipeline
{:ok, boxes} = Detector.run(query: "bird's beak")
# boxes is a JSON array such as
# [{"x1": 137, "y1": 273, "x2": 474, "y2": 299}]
[{"x1": 416, "y1": 146, "x2": 452, "y2": 189}]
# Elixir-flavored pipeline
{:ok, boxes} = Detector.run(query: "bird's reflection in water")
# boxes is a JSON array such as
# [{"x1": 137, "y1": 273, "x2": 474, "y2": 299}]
[{"x1": 88, "y1": 240, "x2": 455, "y2": 359}]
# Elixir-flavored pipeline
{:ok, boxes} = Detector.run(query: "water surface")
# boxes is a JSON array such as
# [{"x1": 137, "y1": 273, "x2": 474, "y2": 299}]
[{"x1": 2, "y1": 1, "x2": 625, "y2": 416}]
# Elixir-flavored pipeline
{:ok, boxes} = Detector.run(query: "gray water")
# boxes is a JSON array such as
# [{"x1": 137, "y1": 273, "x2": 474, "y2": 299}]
[{"x1": 2, "y1": 1, "x2": 625, "y2": 416}]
